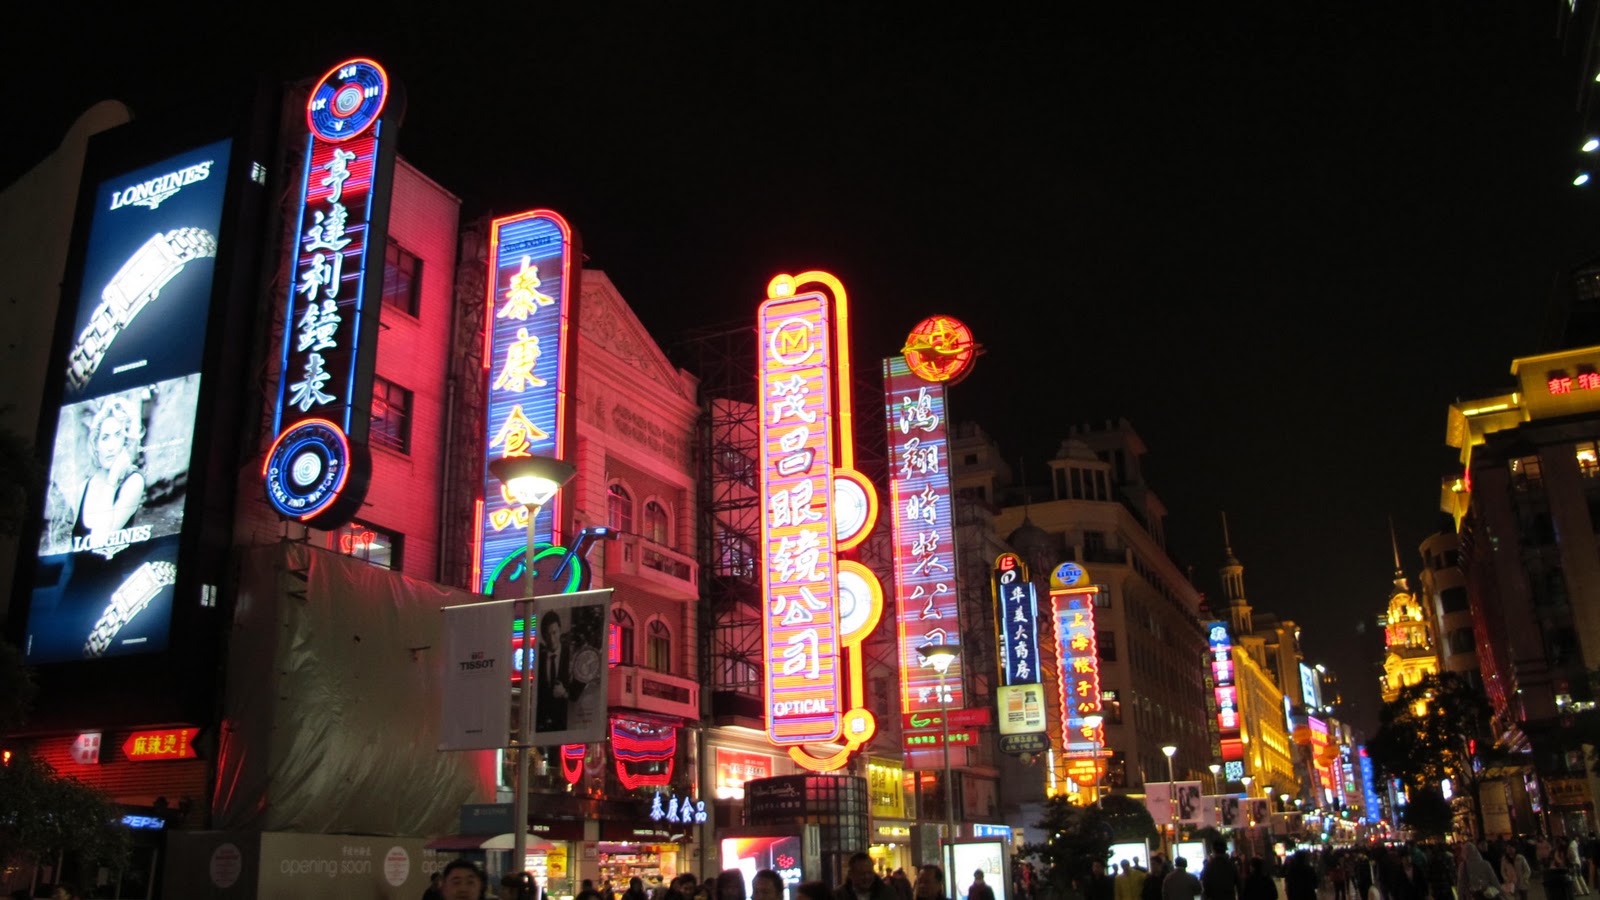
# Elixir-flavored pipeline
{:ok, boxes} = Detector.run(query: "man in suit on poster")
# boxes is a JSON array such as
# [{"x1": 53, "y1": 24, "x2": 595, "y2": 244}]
[{"x1": 535, "y1": 610, "x2": 581, "y2": 733}]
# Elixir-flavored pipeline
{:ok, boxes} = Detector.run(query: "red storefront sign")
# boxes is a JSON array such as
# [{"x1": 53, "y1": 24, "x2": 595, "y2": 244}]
[{"x1": 122, "y1": 728, "x2": 197, "y2": 762}]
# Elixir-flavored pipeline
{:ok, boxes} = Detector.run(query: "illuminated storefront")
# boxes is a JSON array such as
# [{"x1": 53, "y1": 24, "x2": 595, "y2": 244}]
[{"x1": 867, "y1": 758, "x2": 916, "y2": 874}]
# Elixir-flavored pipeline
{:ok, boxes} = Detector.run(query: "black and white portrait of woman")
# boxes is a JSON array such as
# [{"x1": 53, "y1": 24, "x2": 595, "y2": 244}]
[{"x1": 39, "y1": 375, "x2": 200, "y2": 558}]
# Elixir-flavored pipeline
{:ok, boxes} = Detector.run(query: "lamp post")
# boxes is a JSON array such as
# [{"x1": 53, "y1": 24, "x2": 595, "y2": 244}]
[
  {"x1": 1161, "y1": 744, "x2": 1177, "y2": 857},
  {"x1": 490, "y1": 455, "x2": 578, "y2": 881},
  {"x1": 1241, "y1": 775, "x2": 1253, "y2": 798},
  {"x1": 1208, "y1": 764, "x2": 1221, "y2": 795},
  {"x1": 919, "y1": 643, "x2": 961, "y2": 853},
  {"x1": 1083, "y1": 715, "x2": 1105, "y2": 808}
]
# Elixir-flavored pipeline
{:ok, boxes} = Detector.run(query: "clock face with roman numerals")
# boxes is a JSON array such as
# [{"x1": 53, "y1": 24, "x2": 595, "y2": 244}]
[{"x1": 307, "y1": 58, "x2": 389, "y2": 143}]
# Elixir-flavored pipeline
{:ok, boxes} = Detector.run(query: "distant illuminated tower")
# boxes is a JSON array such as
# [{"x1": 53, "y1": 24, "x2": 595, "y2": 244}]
[
  {"x1": 1219, "y1": 512, "x2": 1253, "y2": 636},
  {"x1": 1379, "y1": 520, "x2": 1439, "y2": 704}
]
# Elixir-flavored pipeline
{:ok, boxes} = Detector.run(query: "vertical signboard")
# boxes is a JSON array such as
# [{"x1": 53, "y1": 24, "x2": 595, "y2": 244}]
[
  {"x1": 264, "y1": 58, "x2": 399, "y2": 528},
  {"x1": 884, "y1": 354, "x2": 964, "y2": 752},
  {"x1": 993, "y1": 552, "x2": 1046, "y2": 754},
  {"x1": 757, "y1": 291, "x2": 842, "y2": 746},
  {"x1": 1308, "y1": 716, "x2": 1332, "y2": 804},
  {"x1": 476, "y1": 210, "x2": 579, "y2": 594},
  {"x1": 1050, "y1": 563, "x2": 1102, "y2": 761},
  {"x1": 1207, "y1": 621, "x2": 1244, "y2": 772},
  {"x1": 28, "y1": 138, "x2": 233, "y2": 663}
]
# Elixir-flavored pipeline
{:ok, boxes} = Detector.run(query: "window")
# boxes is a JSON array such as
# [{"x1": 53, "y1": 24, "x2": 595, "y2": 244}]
[
  {"x1": 647, "y1": 620, "x2": 672, "y2": 673},
  {"x1": 311, "y1": 520, "x2": 402, "y2": 570},
  {"x1": 1097, "y1": 630, "x2": 1117, "y2": 662},
  {"x1": 1449, "y1": 627, "x2": 1476, "y2": 656},
  {"x1": 644, "y1": 500, "x2": 671, "y2": 547},
  {"x1": 611, "y1": 609, "x2": 635, "y2": 666},
  {"x1": 1101, "y1": 689, "x2": 1122, "y2": 724},
  {"x1": 381, "y1": 242, "x2": 422, "y2": 317},
  {"x1": 607, "y1": 484, "x2": 634, "y2": 533},
  {"x1": 1510, "y1": 455, "x2": 1543, "y2": 491},
  {"x1": 1439, "y1": 586, "x2": 1469, "y2": 614},
  {"x1": 370, "y1": 377, "x2": 412, "y2": 452},
  {"x1": 1092, "y1": 585, "x2": 1112, "y2": 608},
  {"x1": 1580, "y1": 442, "x2": 1600, "y2": 477}
]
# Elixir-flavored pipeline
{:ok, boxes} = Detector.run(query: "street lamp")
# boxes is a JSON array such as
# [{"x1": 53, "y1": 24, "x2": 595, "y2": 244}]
[
  {"x1": 1083, "y1": 715, "x2": 1105, "y2": 807},
  {"x1": 919, "y1": 642, "x2": 962, "y2": 852},
  {"x1": 1208, "y1": 763, "x2": 1221, "y2": 795},
  {"x1": 1240, "y1": 775, "x2": 1253, "y2": 798},
  {"x1": 1161, "y1": 744, "x2": 1178, "y2": 856},
  {"x1": 490, "y1": 455, "x2": 578, "y2": 882}
]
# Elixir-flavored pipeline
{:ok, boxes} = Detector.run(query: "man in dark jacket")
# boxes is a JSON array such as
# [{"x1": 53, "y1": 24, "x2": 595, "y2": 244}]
[
  {"x1": 1202, "y1": 843, "x2": 1241, "y2": 900},
  {"x1": 838, "y1": 853, "x2": 899, "y2": 900}
]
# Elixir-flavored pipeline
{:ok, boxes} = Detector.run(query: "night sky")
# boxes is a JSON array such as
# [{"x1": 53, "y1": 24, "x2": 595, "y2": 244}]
[{"x1": 6, "y1": 7, "x2": 1597, "y2": 733}]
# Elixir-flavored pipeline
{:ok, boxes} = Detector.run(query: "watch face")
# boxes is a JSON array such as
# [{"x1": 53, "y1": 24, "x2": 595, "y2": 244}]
[
  {"x1": 833, "y1": 474, "x2": 869, "y2": 543},
  {"x1": 307, "y1": 58, "x2": 389, "y2": 142}
]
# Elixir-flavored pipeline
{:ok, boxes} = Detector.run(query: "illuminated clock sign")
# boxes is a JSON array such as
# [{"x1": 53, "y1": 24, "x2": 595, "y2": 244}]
[
  {"x1": 884, "y1": 353, "x2": 967, "y2": 753},
  {"x1": 1052, "y1": 580, "x2": 1103, "y2": 759},
  {"x1": 475, "y1": 210, "x2": 579, "y2": 593},
  {"x1": 264, "y1": 58, "x2": 399, "y2": 528}
]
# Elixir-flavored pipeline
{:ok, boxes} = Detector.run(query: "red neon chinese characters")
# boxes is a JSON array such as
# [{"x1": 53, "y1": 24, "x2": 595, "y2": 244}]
[
  {"x1": 1052, "y1": 588, "x2": 1102, "y2": 758},
  {"x1": 757, "y1": 292, "x2": 841, "y2": 746}
]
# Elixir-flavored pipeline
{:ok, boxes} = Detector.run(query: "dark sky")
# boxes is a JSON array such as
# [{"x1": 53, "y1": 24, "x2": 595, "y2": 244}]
[{"x1": 6, "y1": 6, "x2": 1597, "y2": 733}]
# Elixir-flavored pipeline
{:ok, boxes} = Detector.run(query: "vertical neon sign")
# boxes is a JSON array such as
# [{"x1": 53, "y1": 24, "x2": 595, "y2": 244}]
[
  {"x1": 884, "y1": 354, "x2": 964, "y2": 750},
  {"x1": 475, "y1": 211, "x2": 579, "y2": 595},
  {"x1": 1050, "y1": 562, "x2": 1102, "y2": 763},
  {"x1": 1207, "y1": 621, "x2": 1244, "y2": 768},
  {"x1": 264, "y1": 58, "x2": 397, "y2": 528},
  {"x1": 757, "y1": 290, "x2": 842, "y2": 746},
  {"x1": 994, "y1": 552, "x2": 1047, "y2": 754}
]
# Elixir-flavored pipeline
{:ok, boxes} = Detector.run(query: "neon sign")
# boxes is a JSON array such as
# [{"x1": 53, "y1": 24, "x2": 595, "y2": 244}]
[
  {"x1": 122, "y1": 727, "x2": 197, "y2": 762},
  {"x1": 994, "y1": 552, "x2": 1047, "y2": 754},
  {"x1": 884, "y1": 353, "x2": 967, "y2": 752},
  {"x1": 1547, "y1": 370, "x2": 1600, "y2": 394},
  {"x1": 900, "y1": 314, "x2": 980, "y2": 384},
  {"x1": 757, "y1": 272, "x2": 882, "y2": 772},
  {"x1": 476, "y1": 210, "x2": 578, "y2": 593},
  {"x1": 611, "y1": 717, "x2": 677, "y2": 790},
  {"x1": 265, "y1": 58, "x2": 397, "y2": 527},
  {"x1": 1207, "y1": 622, "x2": 1243, "y2": 762},
  {"x1": 1051, "y1": 581, "x2": 1102, "y2": 760}
]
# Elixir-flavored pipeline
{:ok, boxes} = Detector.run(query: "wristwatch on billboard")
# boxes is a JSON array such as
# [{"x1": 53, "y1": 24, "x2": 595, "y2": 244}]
[
  {"x1": 83, "y1": 560, "x2": 178, "y2": 657},
  {"x1": 66, "y1": 227, "x2": 218, "y2": 392}
]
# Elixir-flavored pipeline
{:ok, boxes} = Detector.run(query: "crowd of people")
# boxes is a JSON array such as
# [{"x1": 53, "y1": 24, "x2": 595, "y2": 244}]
[
  {"x1": 1047, "y1": 835, "x2": 1599, "y2": 900},
  {"x1": 419, "y1": 835, "x2": 1600, "y2": 900},
  {"x1": 420, "y1": 851, "x2": 990, "y2": 900}
]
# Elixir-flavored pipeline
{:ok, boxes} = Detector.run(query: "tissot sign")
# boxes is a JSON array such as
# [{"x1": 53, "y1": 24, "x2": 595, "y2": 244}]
[{"x1": 264, "y1": 58, "x2": 400, "y2": 529}]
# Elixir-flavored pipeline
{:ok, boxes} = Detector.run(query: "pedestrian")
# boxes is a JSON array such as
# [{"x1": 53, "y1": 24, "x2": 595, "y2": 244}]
[
  {"x1": 1201, "y1": 842, "x2": 1240, "y2": 900},
  {"x1": 424, "y1": 871, "x2": 445, "y2": 900},
  {"x1": 626, "y1": 877, "x2": 653, "y2": 900},
  {"x1": 720, "y1": 870, "x2": 750, "y2": 900},
  {"x1": 1082, "y1": 861, "x2": 1113, "y2": 900},
  {"x1": 1164, "y1": 857, "x2": 1202, "y2": 900},
  {"x1": 1117, "y1": 860, "x2": 1149, "y2": 900},
  {"x1": 754, "y1": 871, "x2": 786, "y2": 900},
  {"x1": 891, "y1": 870, "x2": 914, "y2": 900},
  {"x1": 1458, "y1": 843, "x2": 1499, "y2": 900},
  {"x1": 798, "y1": 883, "x2": 832, "y2": 900},
  {"x1": 1145, "y1": 857, "x2": 1171, "y2": 900},
  {"x1": 441, "y1": 860, "x2": 488, "y2": 900},
  {"x1": 578, "y1": 880, "x2": 607, "y2": 900},
  {"x1": 970, "y1": 871, "x2": 998, "y2": 900},
  {"x1": 1284, "y1": 852, "x2": 1319, "y2": 900},
  {"x1": 1545, "y1": 844, "x2": 1577, "y2": 900},
  {"x1": 1502, "y1": 844, "x2": 1531, "y2": 900},
  {"x1": 1330, "y1": 856, "x2": 1349, "y2": 900},
  {"x1": 1241, "y1": 858, "x2": 1278, "y2": 900},
  {"x1": 915, "y1": 865, "x2": 950, "y2": 900},
  {"x1": 1427, "y1": 844, "x2": 1457, "y2": 900},
  {"x1": 1573, "y1": 836, "x2": 1593, "y2": 896},
  {"x1": 839, "y1": 853, "x2": 899, "y2": 900}
]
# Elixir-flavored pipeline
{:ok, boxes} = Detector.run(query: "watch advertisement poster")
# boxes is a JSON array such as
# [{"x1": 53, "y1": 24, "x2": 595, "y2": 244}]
[{"x1": 27, "y1": 138, "x2": 232, "y2": 664}]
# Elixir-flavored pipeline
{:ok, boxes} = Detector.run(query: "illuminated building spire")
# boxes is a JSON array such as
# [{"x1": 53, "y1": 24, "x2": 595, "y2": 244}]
[{"x1": 1218, "y1": 511, "x2": 1252, "y2": 635}]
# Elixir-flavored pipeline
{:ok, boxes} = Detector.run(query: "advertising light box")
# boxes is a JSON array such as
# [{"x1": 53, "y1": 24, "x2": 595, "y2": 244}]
[{"x1": 29, "y1": 139, "x2": 233, "y2": 664}]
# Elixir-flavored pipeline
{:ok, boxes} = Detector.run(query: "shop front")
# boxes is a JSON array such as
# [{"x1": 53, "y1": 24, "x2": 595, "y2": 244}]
[
  {"x1": 599, "y1": 821, "x2": 692, "y2": 892},
  {"x1": 868, "y1": 759, "x2": 916, "y2": 875}
]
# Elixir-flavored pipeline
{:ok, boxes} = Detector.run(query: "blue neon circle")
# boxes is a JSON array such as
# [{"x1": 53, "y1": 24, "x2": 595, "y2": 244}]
[
  {"x1": 265, "y1": 421, "x2": 350, "y2": 519},
  {"x1": 308, "y1": 59, "x2": 388, "y2": 142}
]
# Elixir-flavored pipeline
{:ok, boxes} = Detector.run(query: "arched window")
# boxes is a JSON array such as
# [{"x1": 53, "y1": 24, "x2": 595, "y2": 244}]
[
  {"x1": 647, "y1": 619, "x2": 672, "y2": 674},
  {"x1": 644, "y1": 500, "x2": 670, "y2": 547},
  {"x1": 608, "y1": 483, "x2": 633, "y2": 533},
  {"x1": 611, "y1": 608, "x2": 635, "y2": 666}
]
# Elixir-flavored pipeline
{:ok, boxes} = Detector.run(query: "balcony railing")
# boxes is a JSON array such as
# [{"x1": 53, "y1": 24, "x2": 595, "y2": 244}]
[
  {"x1": 608, "y1": 664, "x2": 700, "y2": 721},
  {"x1": 603, "y1": 534, "x2": 698, "y2": 600}
]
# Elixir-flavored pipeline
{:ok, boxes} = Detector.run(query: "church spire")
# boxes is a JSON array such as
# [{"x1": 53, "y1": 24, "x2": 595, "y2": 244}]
[
  {"x1": 1218, "y1": 511, "x2": 1251, "y2": 635},
  {"x1": 1389, "y1": 516, "x2": 1409, "y2": 594}
]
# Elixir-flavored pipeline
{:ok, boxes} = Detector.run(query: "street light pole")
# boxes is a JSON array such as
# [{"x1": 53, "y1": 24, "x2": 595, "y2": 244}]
[
  {"x1": 920, "y1": 643, "x2": 962, "y2": 855},
  {"x1": 490, "y1": 456, "x2": 578, "y2": 882},
  {"x1": 1161, "y1": 744, "x2": 1177, "y2": 858}
]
